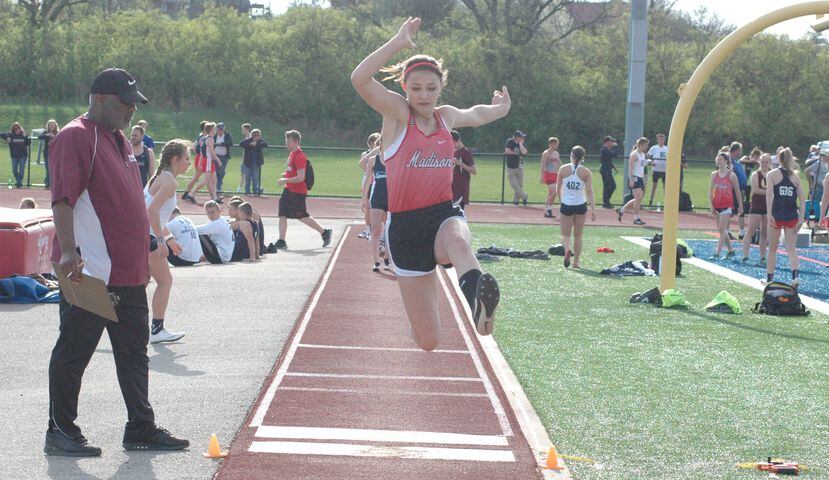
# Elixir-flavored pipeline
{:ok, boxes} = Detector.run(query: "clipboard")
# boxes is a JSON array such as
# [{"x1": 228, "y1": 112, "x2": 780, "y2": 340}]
[{"x1": 51, "y1": 262, "x2": 119, "y2": 322}]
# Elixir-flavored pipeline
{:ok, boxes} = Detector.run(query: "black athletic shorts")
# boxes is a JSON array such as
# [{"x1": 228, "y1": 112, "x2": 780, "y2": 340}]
[
  {"x1": 199, "y1": 235, "x2": 223, "y2": 264},
  {"x1": 387, "y1": 201, "x2": 465, "y2": 276},
  {"x1": 732, "y1": 190, "x2": 746, "y2": 216},
  {"x1": 167, "y1": 250, "x2": 197, "y2": 267},
  {"x1": 560, "y1": 202, "x2": 588, "y2": 216},
  {"x1": 652, "y1": 171, "x2": 666, "y2": 182},
  {"x1": 369, "y1": 185, "x2": 388, "y2": 212},
  {"x1": 278, "y1": 189, "x2": 310, "y2": 219},
  {"x1": 632, "y1": 176, "x2": 645, "y2": 190}
]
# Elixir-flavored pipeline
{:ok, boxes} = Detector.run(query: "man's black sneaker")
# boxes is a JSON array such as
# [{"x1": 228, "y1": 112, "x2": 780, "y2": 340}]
[
  {"x1": 215, "y1": 196, "x2": 224, "y2": 204},
  {"x1": 182, "y1": 192, "x2": 197, "y2": 204},
  {"x1": 274, "y1": 239, "x2": 288, "y2": 250},
  {"x1": 44, "y1": 429, "x2": 102, "y2": 457},
  {"x1": 123, "y1": 427, "x2": 189, "y2": 451},
  {"x1": 266, "y1": 243, "x2": 279, "y2": 254},
  {"x1": 522, "y1": 193, "x2": 529, "y2": 206},
  {"x1": 321, "y1": 229, "x2": 332, "y2": 247}
]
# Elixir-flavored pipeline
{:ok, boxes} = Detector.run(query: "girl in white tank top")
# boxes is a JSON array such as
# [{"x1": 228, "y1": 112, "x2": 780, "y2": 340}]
[
  {"x1": 556, "y1": 146, "x2": 595, "y2": 269},
  {"x1": 144, "y1": 140, "x2": 192, "y2": 345}
]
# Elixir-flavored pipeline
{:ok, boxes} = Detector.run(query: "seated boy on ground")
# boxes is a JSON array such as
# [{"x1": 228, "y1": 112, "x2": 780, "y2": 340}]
[
  {"x1": 166, "y1": 207, "x2": 204, "y2": 266},
  {"x1": 229, "y1": 195, "x2": 267, "y2": 255},
  {"x1": 196, "y1": 200, "x2": 234, "y2": 264},
  {"x1": 231, "y1": 202, "x2": 259, "y2": 262}
]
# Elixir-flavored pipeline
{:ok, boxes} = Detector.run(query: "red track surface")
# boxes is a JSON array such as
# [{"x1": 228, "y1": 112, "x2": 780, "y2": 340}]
[{"x1": 216, "y1": 227, "x2": 543, "y2": 480}]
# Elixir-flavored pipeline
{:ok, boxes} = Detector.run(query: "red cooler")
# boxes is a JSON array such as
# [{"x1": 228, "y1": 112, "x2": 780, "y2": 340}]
[{"x1": 0, "y1": 207, "x2": 56, "y2": 277}]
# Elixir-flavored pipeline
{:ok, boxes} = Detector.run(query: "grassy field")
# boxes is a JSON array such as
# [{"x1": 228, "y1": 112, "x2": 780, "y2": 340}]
[
  {"x1": 0, "y1": 101, "x2": 811, "y2": 209},
  {"x1": 470, "y1": 223, "x2": 827, "y2": 480}
]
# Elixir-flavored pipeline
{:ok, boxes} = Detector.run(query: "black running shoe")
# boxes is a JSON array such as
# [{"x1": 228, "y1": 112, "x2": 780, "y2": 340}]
[
  {"x1": 473, "y1": 273, "x2": 499, "y2": 336},
  {"x1": 616, "y1": 208, "x2": 623, "y2": 222},
  {"x1": 274, "y1": 239, "x2": 288, "y2": 250},
  {"x1": 544, "y1": 210, "x2": 553, "y2": 218},
  {"x1": 123, "y1": 426, "x2": 189, "y2": 451},
  {"x1": 266, "y1": 243, "x2": 278, "y2": 254},
  {"x1": 215, "y1": 196, "x2": 224, "y2": 204},
  {"x1": 44, "y1": 429, "x2": 102, "y2": 457},
  {"x1": 321, "y1": 228, "x2": 332, "y2": 247},
  {"x1": 633, "y1": 218, "x2": 646, "y2": 225}
]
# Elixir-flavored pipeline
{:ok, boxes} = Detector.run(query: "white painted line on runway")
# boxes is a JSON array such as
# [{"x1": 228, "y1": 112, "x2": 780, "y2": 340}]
[
  {"x1": 250, "y1": 225, "x2": 352, "y2": 427},
  {"x1": 437, "y1": 271, "x2": 514, "y2": 437},
  {"x1": 297, "y1": 343, "x2": 469, "y2": 354},
  {"x1": 254, "y1": 426, "x2": 508, "y2": 446},
  {"x1": 444, "y1": 269, "x2": 572, "y2": 480},
  {"x1": 621, "y1": 236, "x2": 829, "y2": 315},
  {"x1": 285, "y1": 372, "x2": 482, "y2": 382},
  {"x1": 278, "y1": 386, "x2": 489, "y2": 398},
  {"x1": 248, "y1": 441, "x2": 516, "y2": 462}
]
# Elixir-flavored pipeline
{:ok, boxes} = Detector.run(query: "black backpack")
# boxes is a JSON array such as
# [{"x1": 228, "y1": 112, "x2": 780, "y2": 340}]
[
  {"x1": 752, "y1": 282, "x2": 809, "y2": 316},
  {"x1": 679, "y1": 191, "x2": 693, "y2": 212},
  {"x1": 305, "y1": 159, "x2": 315, "y2": 190}
]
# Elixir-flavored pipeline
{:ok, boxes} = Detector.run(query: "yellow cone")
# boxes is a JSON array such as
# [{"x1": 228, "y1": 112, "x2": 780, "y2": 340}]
[
  {"x1": 203, "y1": 433, "x2": 228, "y2": 458},
  {"x1": 545, "y1": 445, "x2": 560, "y2": 469}
]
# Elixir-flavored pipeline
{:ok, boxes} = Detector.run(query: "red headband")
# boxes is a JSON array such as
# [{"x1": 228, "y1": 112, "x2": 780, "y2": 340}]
[{"x1": 403, "y1": 61, "x2": 441, "y2": 80}]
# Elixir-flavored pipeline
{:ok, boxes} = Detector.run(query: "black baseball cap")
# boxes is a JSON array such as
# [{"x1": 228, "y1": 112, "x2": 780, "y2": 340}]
[
  {"x1": 603, "y1": 135, "x2": 617, "y2": 142},
  {"x1": 513, "y1": 130, "x2": 526, "y2": 137},
  {"x1": 90, "y1": 68, "x2": 148, "y2": 105}
]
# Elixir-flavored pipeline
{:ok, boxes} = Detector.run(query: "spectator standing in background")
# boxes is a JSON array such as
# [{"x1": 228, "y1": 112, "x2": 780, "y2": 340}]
[
  {"x1": 540, "y1": 137, "x2": 561, "y2": 218},
  {"x1": 136, "y1": 120, "x2": 154, "y2": 151},
  {"x1": 239, "y1": 128, "x2": 267, "y2": 195},
  {"x1": 504, "y1": 130, "x2": 528, "y2": 205},
  {"x1": 599, "y1": 135, "x2": 618, "y2": 208},
  {"x1": 451, "y1": 129, "x2": 476, "y2": 207},
  {"x1": 214, "y1": 122, "x2": 233, "y2": 193},
  {"x1": 38, "y1": 119, "x2": 60, "y2": 188},
  {"x1": 3, "y1": 122, "x2": 31, "y2": 188},
  {"x1": 237, "y1": 123, "x2": 252, "y2": 192},
  {"x1": 647, "y1": 133, "x2": 668, "y2": 207}
]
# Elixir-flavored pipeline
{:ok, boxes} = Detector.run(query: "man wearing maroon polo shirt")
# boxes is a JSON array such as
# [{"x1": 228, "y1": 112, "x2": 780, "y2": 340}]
[{"x1": 45, "y1": 68, "x2": 188, "y2": 457}]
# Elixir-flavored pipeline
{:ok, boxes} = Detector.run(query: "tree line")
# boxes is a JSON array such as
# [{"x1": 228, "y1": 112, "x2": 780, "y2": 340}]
[{"x1": 0, "y1": 0, "x2": 826, "y2": 155}]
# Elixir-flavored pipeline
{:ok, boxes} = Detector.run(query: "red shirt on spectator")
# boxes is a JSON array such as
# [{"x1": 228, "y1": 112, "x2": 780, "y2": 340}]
[
  {"x1": 451, "y1": 147, "x2": 475, "y2": 206},
  {"x1": 49, "y1": 115, "x2": 149, "y2": 286},
  {"x1": 285, "y1": 148, "x2": 308, "y2": 195}
]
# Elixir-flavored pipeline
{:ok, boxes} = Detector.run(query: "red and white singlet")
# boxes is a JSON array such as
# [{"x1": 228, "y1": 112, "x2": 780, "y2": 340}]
[{"x1": 383, "y1": 110, "x2": 455, "y2": 213}]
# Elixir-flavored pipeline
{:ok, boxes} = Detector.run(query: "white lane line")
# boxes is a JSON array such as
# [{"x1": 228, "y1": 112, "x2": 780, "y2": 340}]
[
  {"x1": 285, "y1": 372, "x2": 482, "y2": 382},
  {"x1": 279, "y1": 386, "x2": 489, "y2": 398},
  {"x1": 297, "y1": 343, "x2": 469, "y2": 354},
  {"x1": 248, "y1": 441, "x2": 516, "y2": 462},
  {"x1": 254, "y1": 426, "x2": 508, "y2": 446},
  {"x1": 437, "y1": 271, "x2": 514, "y2": 437},
  {"x1": 444, "y1": 268, "x2": 572, "y2": 480},
  {"x1": 250, "y1": 225, "x2": 351, "y2": 427},
  {"x1": 621, "y1": 236, "x2": 829, "y2": 315}
]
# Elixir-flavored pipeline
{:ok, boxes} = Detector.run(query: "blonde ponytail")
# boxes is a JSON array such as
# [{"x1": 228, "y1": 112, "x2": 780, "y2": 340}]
[{"x1": 148, "y1": 139, "x2": 189, "y2": 188}]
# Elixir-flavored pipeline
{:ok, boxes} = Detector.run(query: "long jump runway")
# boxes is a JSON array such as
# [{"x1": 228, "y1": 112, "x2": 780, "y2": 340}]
[{"x1": 216, "y1": 226, "x2": 542, "y2": 479}]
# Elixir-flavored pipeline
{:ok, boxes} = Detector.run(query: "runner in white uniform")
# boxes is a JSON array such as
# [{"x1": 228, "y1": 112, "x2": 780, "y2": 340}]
[
  {"x1": 557, "y1": 146, "x2": 596, "y2": 269},
  {"x1": 617, "y1": 136, "x2": 650, "y2": 225},
  {"x1": 144, "y1": 140, "x2": 191, "y2": 344},
  {"x1": 196, "y1": 200, "x2": 235, "y2": 264}
]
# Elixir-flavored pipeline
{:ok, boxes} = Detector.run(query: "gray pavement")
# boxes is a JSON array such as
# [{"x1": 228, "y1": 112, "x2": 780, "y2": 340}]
[{"x1": 0, "y1": 217, "x2": 351, "y2": 480}]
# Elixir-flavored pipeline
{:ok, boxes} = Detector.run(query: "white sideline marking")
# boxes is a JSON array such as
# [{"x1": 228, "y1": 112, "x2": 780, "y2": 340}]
[
  {"x1": 437, "y1": 272, "x2": 514, "y2": 437},
  {"x1": 285, "y1": 372, "x2": 481, "y2": 382},
  {"x1": 248, "y1": 441, "x2": 516, "y2": 462},
  {"x1": 443, "y1": 269, "x2": 572, "y2": 480},
  {"x1": 297, "y1": 343, "x2": 469, "y2": 354},
  {"x1": 621, "y1": 236, "x2": 829, "y2": 315},
  {"x1": 279, "y1": 386, "x2": 488, "y2": 398},
  {"x1": 250, "y1": 226, "x2": 351, "y2": 427},
  {"x1": 254, "y1": 426, "x2": 508, "y2": 446}
]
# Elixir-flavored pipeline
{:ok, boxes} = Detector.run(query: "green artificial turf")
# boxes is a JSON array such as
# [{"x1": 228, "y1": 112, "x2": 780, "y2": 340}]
[{"x1": 470, "y1": 223, "x2": 828, "y2": 480}]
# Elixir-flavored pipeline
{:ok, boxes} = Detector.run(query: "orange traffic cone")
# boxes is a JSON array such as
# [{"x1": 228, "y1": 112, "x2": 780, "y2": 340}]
[
  {"x1": 203, "y1": 433, "x2": 228, "y2": 458},
  {"x1": 545, "y1": 445, "x2": 561, "y2": 469}
]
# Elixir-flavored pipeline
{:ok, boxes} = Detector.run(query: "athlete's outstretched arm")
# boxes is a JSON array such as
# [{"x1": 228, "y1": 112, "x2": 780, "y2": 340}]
[
  {"x1": 351, "y1": 17, "x2": 419, "y2": 119},
  {"x1": 439, "y1": 87, "x2": 511, "y2": 129}
]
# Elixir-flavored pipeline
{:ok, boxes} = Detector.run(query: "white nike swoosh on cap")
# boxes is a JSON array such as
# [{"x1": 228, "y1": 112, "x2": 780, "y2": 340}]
[
  {"x1": 438, "y1": 140, "x2": 447, "y2": 144},
  {"x1": 128, "y1": 79, "x2": 136, "y2": 85}
]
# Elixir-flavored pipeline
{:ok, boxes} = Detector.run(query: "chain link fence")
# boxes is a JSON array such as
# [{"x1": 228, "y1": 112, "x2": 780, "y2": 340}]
[{"x1": 0, "y1": 137, "x2": 741, "y2": 211}]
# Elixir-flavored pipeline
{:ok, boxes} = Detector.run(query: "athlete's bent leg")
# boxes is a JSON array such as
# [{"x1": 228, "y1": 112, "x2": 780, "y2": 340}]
[{"x1": 397, "y1": 274, "x2": 441, "y2": 351}]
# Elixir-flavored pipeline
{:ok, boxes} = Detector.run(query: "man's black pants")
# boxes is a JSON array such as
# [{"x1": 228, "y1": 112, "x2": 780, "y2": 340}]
[
  {"x1": 601, "y1": 168, "x2": 616, "y2": 206},
  {"x1": 48, "y1": 286, "x2": 155, "y2": 438}
]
